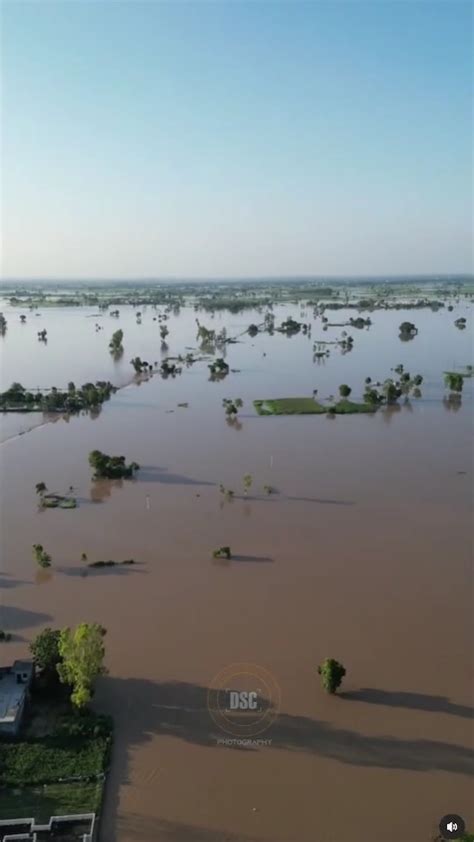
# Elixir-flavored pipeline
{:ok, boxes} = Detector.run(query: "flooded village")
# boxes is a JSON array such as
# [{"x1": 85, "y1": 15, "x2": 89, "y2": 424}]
[{"x1": 0, "y1": 278, "x2": 472, "y2": 841}]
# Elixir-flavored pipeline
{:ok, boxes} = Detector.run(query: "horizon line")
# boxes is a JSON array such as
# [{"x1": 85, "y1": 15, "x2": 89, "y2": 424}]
[{"x1": 1, "y1": 272, "x2": 472, "y2": 284}]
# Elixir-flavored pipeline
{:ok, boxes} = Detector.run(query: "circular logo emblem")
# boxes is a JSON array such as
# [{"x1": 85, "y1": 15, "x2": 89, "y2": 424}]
[{"x1": 207, "y1": 662, "x2": 281, "y2": 738}]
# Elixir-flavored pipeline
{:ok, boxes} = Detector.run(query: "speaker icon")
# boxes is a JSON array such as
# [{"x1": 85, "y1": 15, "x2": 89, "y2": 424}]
[{"x1": 440, "y1": 814, "x2": 466, "y2": 839}]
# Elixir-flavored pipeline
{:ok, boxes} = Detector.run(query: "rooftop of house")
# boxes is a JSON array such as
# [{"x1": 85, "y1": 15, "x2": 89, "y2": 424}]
[
  {"x1": 0, "y1": 813, "x2": 95, "y2": 842},
  {"x1": 0, "y1": 661, "x2": 33, "y2": 725}
]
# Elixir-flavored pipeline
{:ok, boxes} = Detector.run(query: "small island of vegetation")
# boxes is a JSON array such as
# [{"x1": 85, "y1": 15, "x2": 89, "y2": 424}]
[
  {"x1": 89, "y1": 450, "x2": 140, "y2": 479},
  {"x1": 0, "y1": 380, "x2": 116, "y2": 414}
]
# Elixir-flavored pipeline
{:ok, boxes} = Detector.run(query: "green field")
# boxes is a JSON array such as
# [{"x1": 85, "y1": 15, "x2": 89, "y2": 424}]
[
  {"x1": 254, "y1": 397, "x2": 376, "y2": 416},
  {"x1": 444, "y1": 367, "x2": 473, "y2": 378},
  {"x1": 0, "y1": 698, "x2": 111, "y2": 823},
  {"x1": 0, "y1": 781, "x2": 103, "y2": 821}
]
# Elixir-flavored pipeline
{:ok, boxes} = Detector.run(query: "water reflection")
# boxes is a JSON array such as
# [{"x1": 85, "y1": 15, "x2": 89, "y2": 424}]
[
  {"x1": 90, "y1": 478, "x2": 124, "y2": 502},
  {"x1": 443, "y1": 394, "x2": 463, "y2": 412}
]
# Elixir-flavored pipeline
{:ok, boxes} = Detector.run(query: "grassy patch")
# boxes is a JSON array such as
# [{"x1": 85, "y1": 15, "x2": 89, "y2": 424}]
[
  {"x1": 254, "y1": 397, "x2": 376, "y2": 416},
  {"x1": 0, "y1": 736, "x2": 109, "y2": 786},
  {"x1": 254, "y1": 398, "x2": 326, "y2": 415},
  {"x1": 332, "y1": 399, "x2": 376, "y2": 414},
  {"x1": 0, "y1": 781, "x2": 103, "y2": 820},
  {"x1": 444, "y1": 368, "x2": 473, "y2": 378}
]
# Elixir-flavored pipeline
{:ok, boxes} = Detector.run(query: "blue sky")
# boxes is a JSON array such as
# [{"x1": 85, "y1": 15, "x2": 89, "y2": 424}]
[{"x1": 2, "y1": 0, "x2": 472, "y2": 279}]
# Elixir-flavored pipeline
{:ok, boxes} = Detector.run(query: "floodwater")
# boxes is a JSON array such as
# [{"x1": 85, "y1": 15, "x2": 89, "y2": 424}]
[{"x1": 0, "y1": 297, "x2": 473, "y2": 842}]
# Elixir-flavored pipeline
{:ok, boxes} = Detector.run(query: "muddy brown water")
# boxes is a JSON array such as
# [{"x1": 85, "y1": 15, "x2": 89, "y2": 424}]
[{"x1": 0, "y1": 301, "x2": 473, "y2": 842}]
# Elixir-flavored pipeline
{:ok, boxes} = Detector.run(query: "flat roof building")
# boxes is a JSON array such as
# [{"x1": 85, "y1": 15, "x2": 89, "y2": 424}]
[
  {"x1": 0, "y1": 660, "x2": 34, "y2": 736},
  {"x1": 0, "y1": 813, "x2": 95, "y2": 841}
]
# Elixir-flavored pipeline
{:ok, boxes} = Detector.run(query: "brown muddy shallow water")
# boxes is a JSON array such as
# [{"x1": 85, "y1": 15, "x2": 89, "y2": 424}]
[{"x1": 0, "y1": 300, "x2": 473, "y2": 842}]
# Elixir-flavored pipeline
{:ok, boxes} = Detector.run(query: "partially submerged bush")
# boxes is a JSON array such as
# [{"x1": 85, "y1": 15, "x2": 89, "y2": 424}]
[
  {"x1": 33, "y1": 544, "x2": 51, "y2": 568},
  {"x1": 444, "y1": 372, "x2": 464, "y2": 392},
  {"x1": 317, "y1": 658, "x2": 346, "y2": 694},
  {"x1": 213, "y1": 546, "x2": 232, "y2": 559}
]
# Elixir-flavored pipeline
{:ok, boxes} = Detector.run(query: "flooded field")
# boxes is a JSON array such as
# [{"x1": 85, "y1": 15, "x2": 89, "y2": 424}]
[{"x1": 0, "y1": 289, "x2": 472, "y2": 842}]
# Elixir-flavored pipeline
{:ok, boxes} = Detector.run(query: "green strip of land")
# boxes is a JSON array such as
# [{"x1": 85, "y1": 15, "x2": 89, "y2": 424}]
[
  {"x1": 0, "y1": 782, "x2": 103, "y2": 821},
  {"x1": 253, "y1": 397, "x2": 376, "y2": 415},
  {"x1": 444, "y1": 367, "x2": 473, "y2": 378}
]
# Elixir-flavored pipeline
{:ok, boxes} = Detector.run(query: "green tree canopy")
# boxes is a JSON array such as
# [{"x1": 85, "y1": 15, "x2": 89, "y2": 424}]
[
  {"x1": 317, "y1": 658, "x2": 346, "y2": 694},
  {"x1": 57, "y1": 623, "x2": 107, "y2": 709},
  {"x1": 30, "y1": 628, "x2": 61, "y2": 674}
]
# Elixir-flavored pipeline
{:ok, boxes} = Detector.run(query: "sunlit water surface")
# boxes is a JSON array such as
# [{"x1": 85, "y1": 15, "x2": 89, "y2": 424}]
[{"x1": 0, "y1": 298, "x2": 472, "y2": 842}]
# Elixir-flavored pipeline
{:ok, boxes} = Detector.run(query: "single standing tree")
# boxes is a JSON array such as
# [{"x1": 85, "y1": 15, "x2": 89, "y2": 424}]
[
  {"x1": 30, "y1": 628, "x2": 62, "y2": 678},
  {"x1": 338, "y1": 384, "x2": 352, "y2": 398},
  {"x1": 35, "y1": 482, "x2": 47, "y2": 496},
  {"x1": 57, "y1": 623, "x2": 107, "y2": 709},
  {"x1": 243, "y1": 474, "x2": 253, "y2": 494},
  {"x1": 317, "y1": 658, "x2": 346, "y2": 694},
  {"x1": 32, "y1": 544, "x2": 51, "y2": 568}
]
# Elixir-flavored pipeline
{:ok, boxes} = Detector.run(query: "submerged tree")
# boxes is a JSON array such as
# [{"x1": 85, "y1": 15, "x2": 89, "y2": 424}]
[
  {"x1": 444, "y1": 372, "x2": 464, "y2": 392},
  {"x1": 208, "y1": 358, "x2": 229, "y2": 379},
  {"x1": 212, "y1": 546, "x2": 232, "y2": 560},
  {"x1": 109, "y1": 329, "x2": 124, "y2": 354},
  {"x1": 317, "y1": 658, "x2": 346, "y2": 694},
  {"x1": 398, "y1": 321, "x2": 417, "y2": 340},
  {"x1": 89, "y1": 450, "x2": 140, "y2": 479},
  {"x1": 32, "y1": 544, "x2": 52, "y2": 568}
]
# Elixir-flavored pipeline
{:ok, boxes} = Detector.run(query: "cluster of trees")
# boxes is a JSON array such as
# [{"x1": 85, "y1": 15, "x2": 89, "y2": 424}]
[
  {"x1": 339, "y1": 335, "x2": 354, "y2": 353},
  {"x1": 89, "y1": 450, "x2": 140, "y2": 479},
  {"x1": 30, "y1": 623, "x2": 107, "y2": 709},
  {"x1": 131, "y1": 356, "x2": 153, "y2": 373},
  {"x1": 349, "y1": 316, "x2": 372, "y2": 329},
  {"x1": 32, "y1": 544, "x2": 51, "y2": 568},
  {"x1": 196, "y1": 321, "x2": 216, "y2": 345},
  {"x1": 277, "y1": 317, "x2": 310, "y2": 335},
  {"x1": 0, "y1": 381, "x2": 116, "y2": 413},
  {"x1": 361, "y1": 368, "x2": 423, "y2": 405},
  {"x1": 161, "y1": 359, "x2": 182, "y2": 377},
  {"x1": 209, "y1": 358, "x2": 229, "y2": 379},
  {"x1": 222, "y1": 397, "x2": 243, "y2": 416}
]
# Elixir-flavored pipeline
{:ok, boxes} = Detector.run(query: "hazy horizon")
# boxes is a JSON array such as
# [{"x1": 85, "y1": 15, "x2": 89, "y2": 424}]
[
  {"x1": 2, "y1": 0, "x2": 472, "y2": 279},
  {"x1": 1, "y1": 272, "x2": 473, "y2": 287}
]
